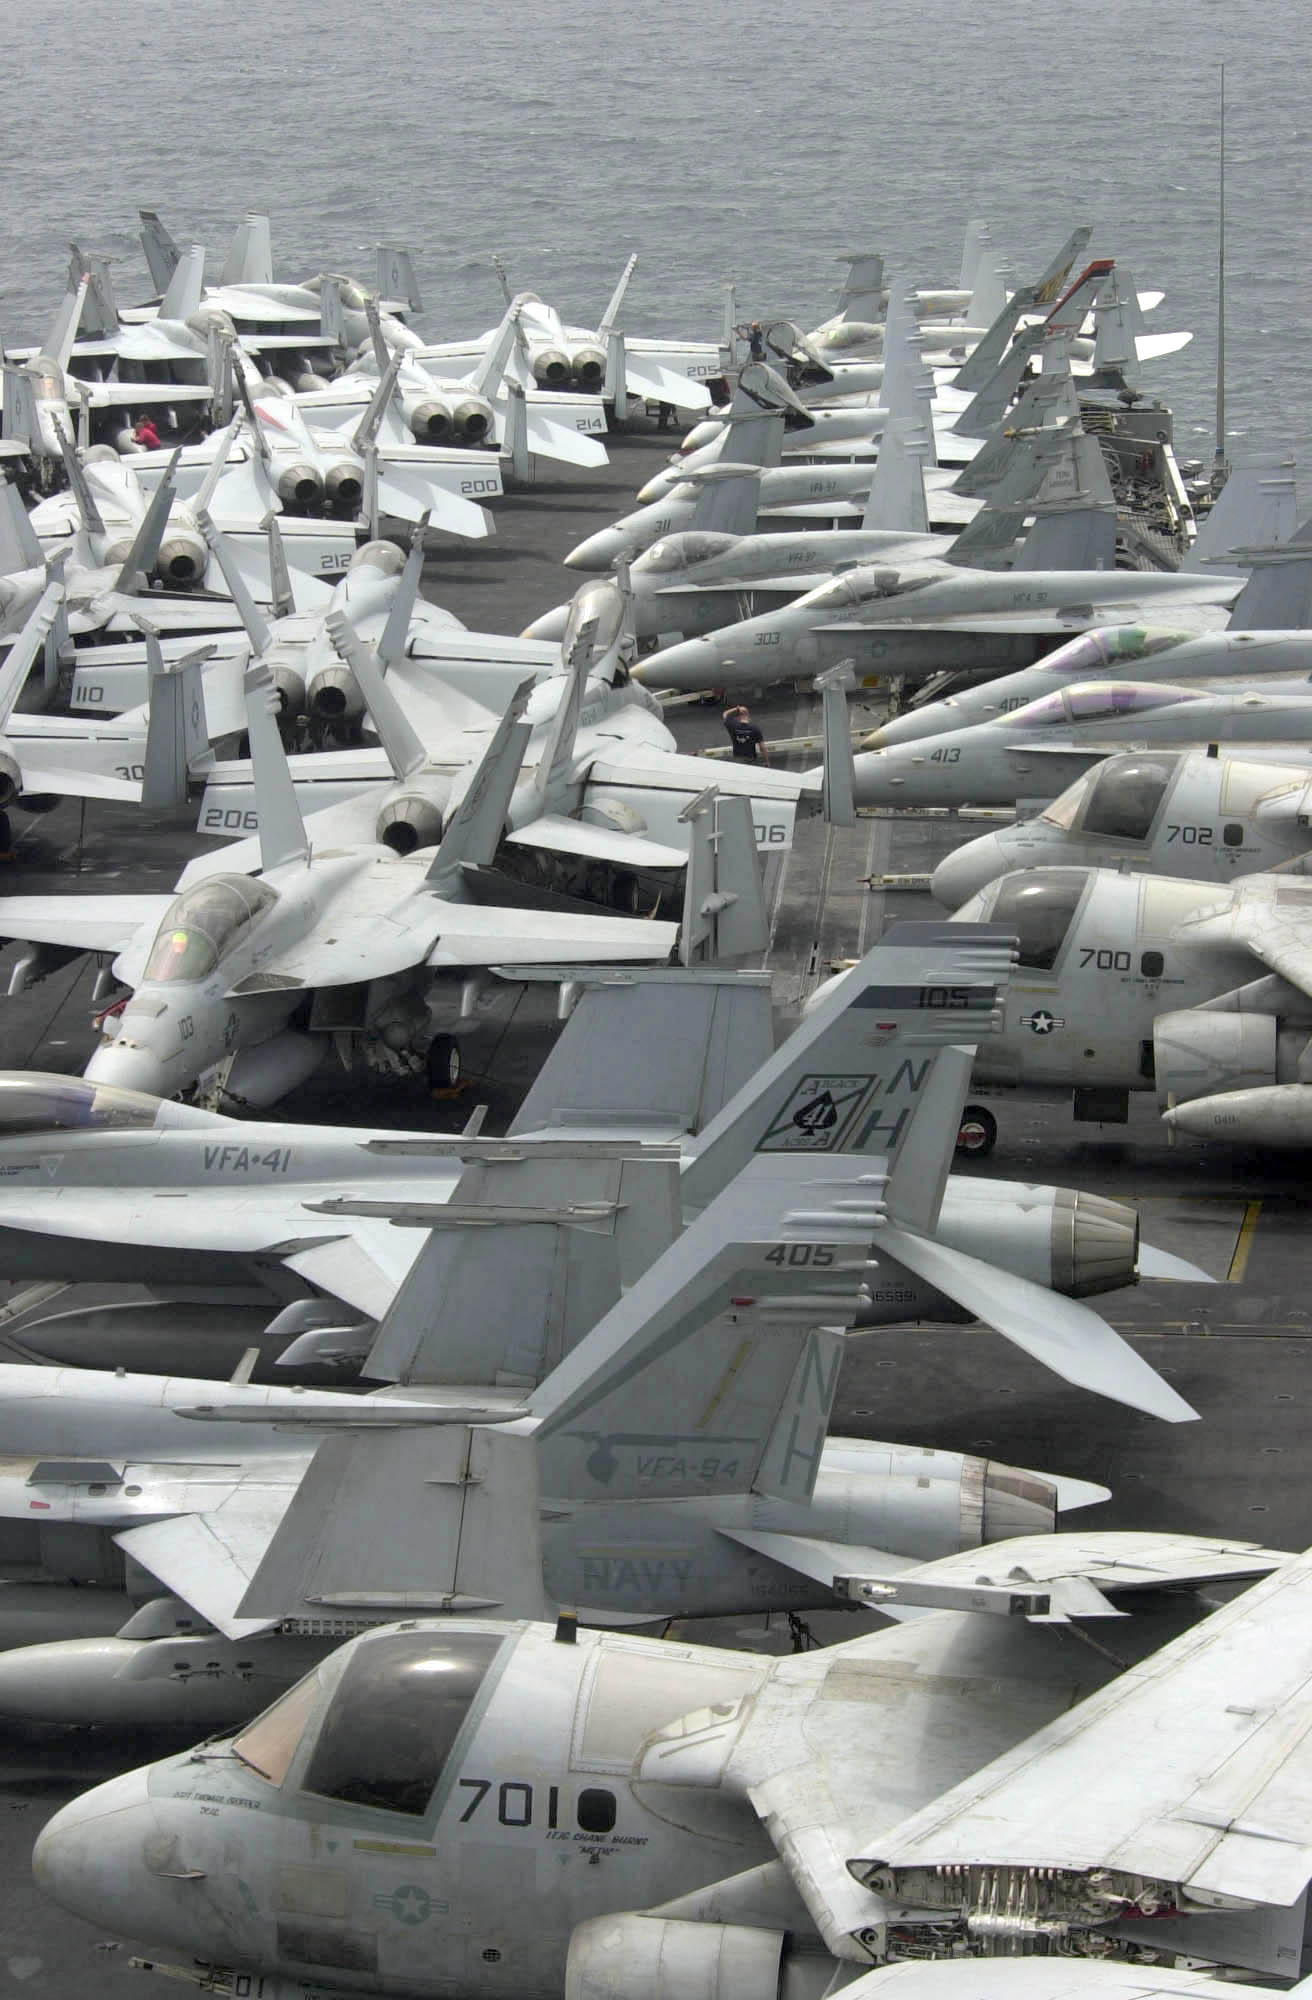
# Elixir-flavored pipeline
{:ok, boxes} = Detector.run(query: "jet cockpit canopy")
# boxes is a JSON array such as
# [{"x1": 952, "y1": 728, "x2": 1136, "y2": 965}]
[{"x1": 143, "y1": 875, "x2": 277, "y2": 985}]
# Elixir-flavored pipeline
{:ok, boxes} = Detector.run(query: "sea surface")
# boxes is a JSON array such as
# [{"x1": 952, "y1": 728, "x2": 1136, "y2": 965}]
[{"x1": 1, "y1": 0, "x2": 1308, "y2": 476}]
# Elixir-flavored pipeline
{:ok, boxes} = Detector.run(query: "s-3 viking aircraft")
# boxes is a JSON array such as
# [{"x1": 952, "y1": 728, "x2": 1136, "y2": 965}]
[
  {"x1": 0, "y1": 924, "x2": 1196, "y2": 1732},
  {"x1": 31, "y1": 1488, "x2": 1304, "y2": 1990},
  {"x1": 948, "y1": 862, "x2": 1312, "y2": 1148}
]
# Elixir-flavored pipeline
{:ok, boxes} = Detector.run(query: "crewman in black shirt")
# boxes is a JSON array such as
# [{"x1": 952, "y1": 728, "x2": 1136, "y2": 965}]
[{"x1": 722, "y1": 705, "x2": 769, "y2": 763}]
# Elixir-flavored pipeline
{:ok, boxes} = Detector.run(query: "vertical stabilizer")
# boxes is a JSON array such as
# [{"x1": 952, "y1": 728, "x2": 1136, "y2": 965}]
[
  {"x1": 325, "y1": 608, "x2": 427, "y2": 780},
  {"x1": 951, "y1": 323, "x2": 1043, "y2": 438},
  {"x1": 510, "y1": 970, "x2": 775, "y2": 1141},
  {"x1": 140, "y1": 626, "x2": 215, "y2": 808},
  {"x1": 69, "y1": 247, "x2": 119, "y2": 338},
  {"x1": 0, "y1": 578, "x2": 67, "y2": 727},
  {"x1": 835, "y1": 252, "x2": 885, "y2": 323},
  {"x1": 1225, "y1": 517, "x2": 1312, "y2": 630},
  {"x1": 264, "y1": 511, "x2": 294, "y2": 618},
  {"x1": 221, "y1": 213, "x2": 274, "y2": 288},
  {"x1": 470, "y1": 301, "x2": 524, "y2": 399},
  {"x1": 599, "y1": 254, "x2": 639, "y2": 336},
  {"x1": 949, "y1": 285, "x2": 1036, "y2": 395},
  {"x1": 376, "y1": 246, "x2": 421, "y2": 312},
  {"x1": 1092, "y1": 267, "x2": 1139, "y2": 383},
  {"x1": 0, "y1": 479, "x2": 44, "y2": 575},
  {"x1": 138, "y1": 210, "x2": 182, "y2": 294},
  {"x1": 860, "y1": 416, "x2": 932, "y2": 534},
  {"x1": 243, "y1": 661, "x2": 309, "y2": 870},
  {"x1": 817, "y1": 661, "x2": 856, "y2": 827},
  {"x1": 425, "y1": 678, "x2": 535, "y2": 885},
  {"x1": 159, "y1": 244, "x2": 206, "y2": 324},
  {"x1": 958, "y1": 220, "x2": 991, "y2": 293},
  {"x1": 360, "y1": 1145, "x2": 681, "y2": 1386},
  {"x1": 43, "y1": 275, "x2": 91, "y2": 375},
  {"x1": 318, "y1": 276, "x2": 347, "y2": 351},
  {"x1": 54, "y1": 427, "x2": 107, "y2": 541},
  {"x1": 112, "y1": 454, "x2": 180, "y2": 595},
  {"x1": 1183, "y1": 456, "x2": 1300, "y2": 576},
  {"x1": 680, "y1": 922, "x2": 1017, "y2": 1214},
  {"x1": 194, "y1": 506, "x2": 273, "y2": 652},
  {"x1": 678, "y1": 790, "x2": 769, "y2": 964},
  {"x1": 236, "y1": 1420, "x2": 550, "y2": 1627},
  {"x1": 1031, "y1": 226, "x2": 1095, "y2": 306}
]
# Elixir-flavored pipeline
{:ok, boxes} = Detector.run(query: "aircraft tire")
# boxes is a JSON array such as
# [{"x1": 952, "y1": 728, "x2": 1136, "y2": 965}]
[
  {"x1": 427, "y1": 1034, "x2": 462, "y2": 1091},
  {"x1": 956, "y1": 1104, "x2": 997, "y2": 1157}
]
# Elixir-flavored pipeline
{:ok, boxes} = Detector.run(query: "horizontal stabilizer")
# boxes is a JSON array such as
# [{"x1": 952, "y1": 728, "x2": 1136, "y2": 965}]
[{"x1": 873, "y1": 1222, "x2": 1197, "y2": 1422}]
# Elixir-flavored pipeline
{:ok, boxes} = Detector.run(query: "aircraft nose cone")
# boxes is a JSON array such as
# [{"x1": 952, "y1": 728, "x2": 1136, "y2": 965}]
[
  {"x1": 634, "y1": 637, "x2": 722, "y2": 692},
  {"x1": 84, "y1": 1035, "x2": 173, "y2": 1099},
  {"x1": 35, "y1": 1767, "x2": 190, "y2": 1940},
  {"x1": 931, "y1": 832, "x2": 1011, "y2": 910},
  {"x1": 520, "y1": 603, "x2": 570, "y2": 641},
  {"x1": 563, "y1": 534, "x2": 618, "y2": 571}
]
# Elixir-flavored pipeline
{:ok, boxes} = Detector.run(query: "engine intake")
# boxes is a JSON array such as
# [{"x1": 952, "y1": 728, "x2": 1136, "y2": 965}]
[
  {"x1": 1154, "y1": 1008, "x2": 1286, "y2": 1109},
  {"x1": 567, "y1": 1919, "x2": 785, "y2": 2000}
]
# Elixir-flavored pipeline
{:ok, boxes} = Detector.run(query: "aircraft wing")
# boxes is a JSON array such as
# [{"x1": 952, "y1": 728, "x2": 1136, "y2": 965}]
[
  {"x1": 1174, "y1": 883, "x2": 1312, "y2": 1003},
  {"x1": 586, "y1": 751, "x2": 806, "y2": 803},
  {"x1": 424, "y1": 899, "x2": 678, "y2": 968},
  {"x1": 75, "y1": 381, "x2": 214, "y2": 409},
  {"x1": 0, "y1": 893, "x2": 168, "y2": 957},
  {"x1": 505, "y1": 813, "x2": 687, "y2": 870},
  {"x1": 721, "y1": 1528, "x2": 917, "y2": 1590},
  {"x1": 821, "y1": 605, "x2": 1236, "y2": 639},
  {"x1": 620, "y1": 357, "x2": 712, "y2": 411},
  {"x1": 851, "y1": 1540, "x2": 1312, "y2": 1924}
]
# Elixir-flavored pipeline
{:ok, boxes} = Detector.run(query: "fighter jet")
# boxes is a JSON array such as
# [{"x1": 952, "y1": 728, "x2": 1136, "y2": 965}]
[
  {"x1": 931, "y1": 746, "x2": 1312, "y2": 911},
  {"x1": 0, "y1": 919, "x2": 1192, "y2": 1372},
  {"x1": 418, "y1": 254, "x2": 722, "y2": 416},
  {"x1": 31, "y1": 1519, "x2": 1300, "y2": 1988},
  {"x1": 949, "y1": 862, "x2": 1312, "y2": 1146},
  {"x1": 833, "y1": 678, "x2": 1312, "y2": 813},
  {"x1": 0, "y1": 663, "x2": 692, "y2": 1107},
  {"x1": 297, "y1": 291, "x2": 610, "y2": 476}
]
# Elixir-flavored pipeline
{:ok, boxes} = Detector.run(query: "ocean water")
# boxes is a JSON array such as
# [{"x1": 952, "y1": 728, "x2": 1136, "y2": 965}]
[{"x1": 1, "y1": 0, "x2": 1308, "y2": 475}]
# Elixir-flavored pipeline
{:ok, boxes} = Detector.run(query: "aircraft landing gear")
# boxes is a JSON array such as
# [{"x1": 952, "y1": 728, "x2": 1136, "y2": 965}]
[
  {"x1": 955, "y1": 1104, "x2": 998, "y2": 1157},
  {"x1": 426, "y1": 1034, "x2": 462, "y2": 1093}
]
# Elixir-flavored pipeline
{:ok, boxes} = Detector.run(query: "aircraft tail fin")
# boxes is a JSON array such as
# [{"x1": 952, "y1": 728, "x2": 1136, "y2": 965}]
[
  {"x1": 69, "y1": 246, "x2": 118, "y2": 338},
  {"x1": 159, "y1": 243, "x2": 206, "y2": 324},
  {"x1": 1183, "y1": 455, "x2": 1300, "y2": 576},
  {"x1": 0, "y1": 477, "x2": 43, "y2": 575},
  {"x1": 425, "y1": 677, "x2": 535, "y2": 885},
  {"x1": 957, "y1": 220, "x2": 991, "y2": 294},
  {"x1": 325, "y1": 606, "x2": 427, "y2": 779},
  {"x1": 510, "y1": 968, "x2": 775, "y2": 1141},
  {"x1": 679, "y1": 921, "x2": 1017, "y2": 1214},
  {"x1": 681, "y1": 462, "x2": 764, "y2": 536},
  {"x1": 1030, "y1": 225, "x2": 1095, "y2": 306},
  {"x1": 470, "y1": 300, "x2": 523, "y2": 398},
  {"x1": 947, "y1": 424, "x2": 1117, "y2": 571},
  {"x1": 0, "y1": 577, "x2": 66, "y2": 728},
  {"x1": 533, "y1": 628, "x2": 591, "y2": 815},
  {"x1": 360, "y1": 1145, "x2": 680, "y2": 1386},
  {"x1": 678, "y1": 790, "x2": 768, "y2": 965},
  {"x1": 1225, "y1": 516, "x2": 1312, "y2": 630},
  {"x1": 1092, "y1": 266, "x2": 1139, "y2": 381},
  {"x1": 350, "y1": 351, "x2": 403, "y2": 454},
  {"x1": 376, "y1": 245, "x2": 421, "y2": 312},
  {"x1": 112, "y1": 453, "x2": 180, "y2": 595},
  {"x1": 54, "y1": 425, "x2": 107, "y2": 540},
  {"x1": 236, "y1": 1418, "x2": 550, "y2": 1629},
  {"x1": 138, "y1": 210, "x2": 182, "y2": 295},
  {"x1": 220, "y1": 212, "x2": 273, "y2": 288},
  {"x1": 140, "y1": 625, "x2": 215, "y2": 809},
  {"x1": 1042, "y1": 256, "x2": 1115, "y2": 340},
  {"x1": 835, "y1": 251, "x2": 885, "y2": 323},
  {"x1": 949, "y1": 282, "x2": 1035, "y2": 394},
  {"x1": 0, "y1": 366, "x2": 41, "y2": 454},
  {"x1": 377, "y1": 509, "x2": 428, "y2": 669},
  {"x1": 243, "y1": 661, "x2": 309, "y2": 870},
  {"x1": 317, "y1": 275, "x2": 348, "y2": 352},
  {"x1": 194, "y1": 505, "x2": 273, "y2": 653},
  {"x1": 41, "y1": 274, "x2": 90, "y2": 376},
  {"x1": 817, "y1": 661, "x2": 856, "y2": 827},
  {"x1": 599, "y1": 253, "x2": 639, "y2": 336},
  {"x1": 501, "y1": 379, "x2": 531, "y2": 479},
  {"x1": 264, "y1": 509, "x2": 295, "y2": 617},
  {"x1": 951, "y1": 322, "x2": 1043, "y2": 437},
  {"x1": 860, "y1": 416, "x2": 932, "y2": 533}
]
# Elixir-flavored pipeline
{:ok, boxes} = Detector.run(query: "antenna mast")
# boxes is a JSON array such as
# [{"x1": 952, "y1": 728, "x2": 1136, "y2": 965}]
[{"x1": 1214, "y1": 62, "x2": 1228, "y2": 489}]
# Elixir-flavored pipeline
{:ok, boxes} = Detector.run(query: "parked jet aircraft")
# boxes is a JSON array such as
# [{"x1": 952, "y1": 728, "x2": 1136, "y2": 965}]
[
  {"x1": 32, "y1": 1527, "x2": 1301, "y2": 1989},
  {"x1": 931, "y1": 747, "x2": 1312, "y2": 910},
  {"x1": 950, "y1": 863, "x2": 1312, "y2": 1144},
  {"x1": 0, "y1": 664, "x2": 691, "y2": 1106},
  {"x1": 834, "y1": 680, "x2": 1312, "y2": 812}
]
